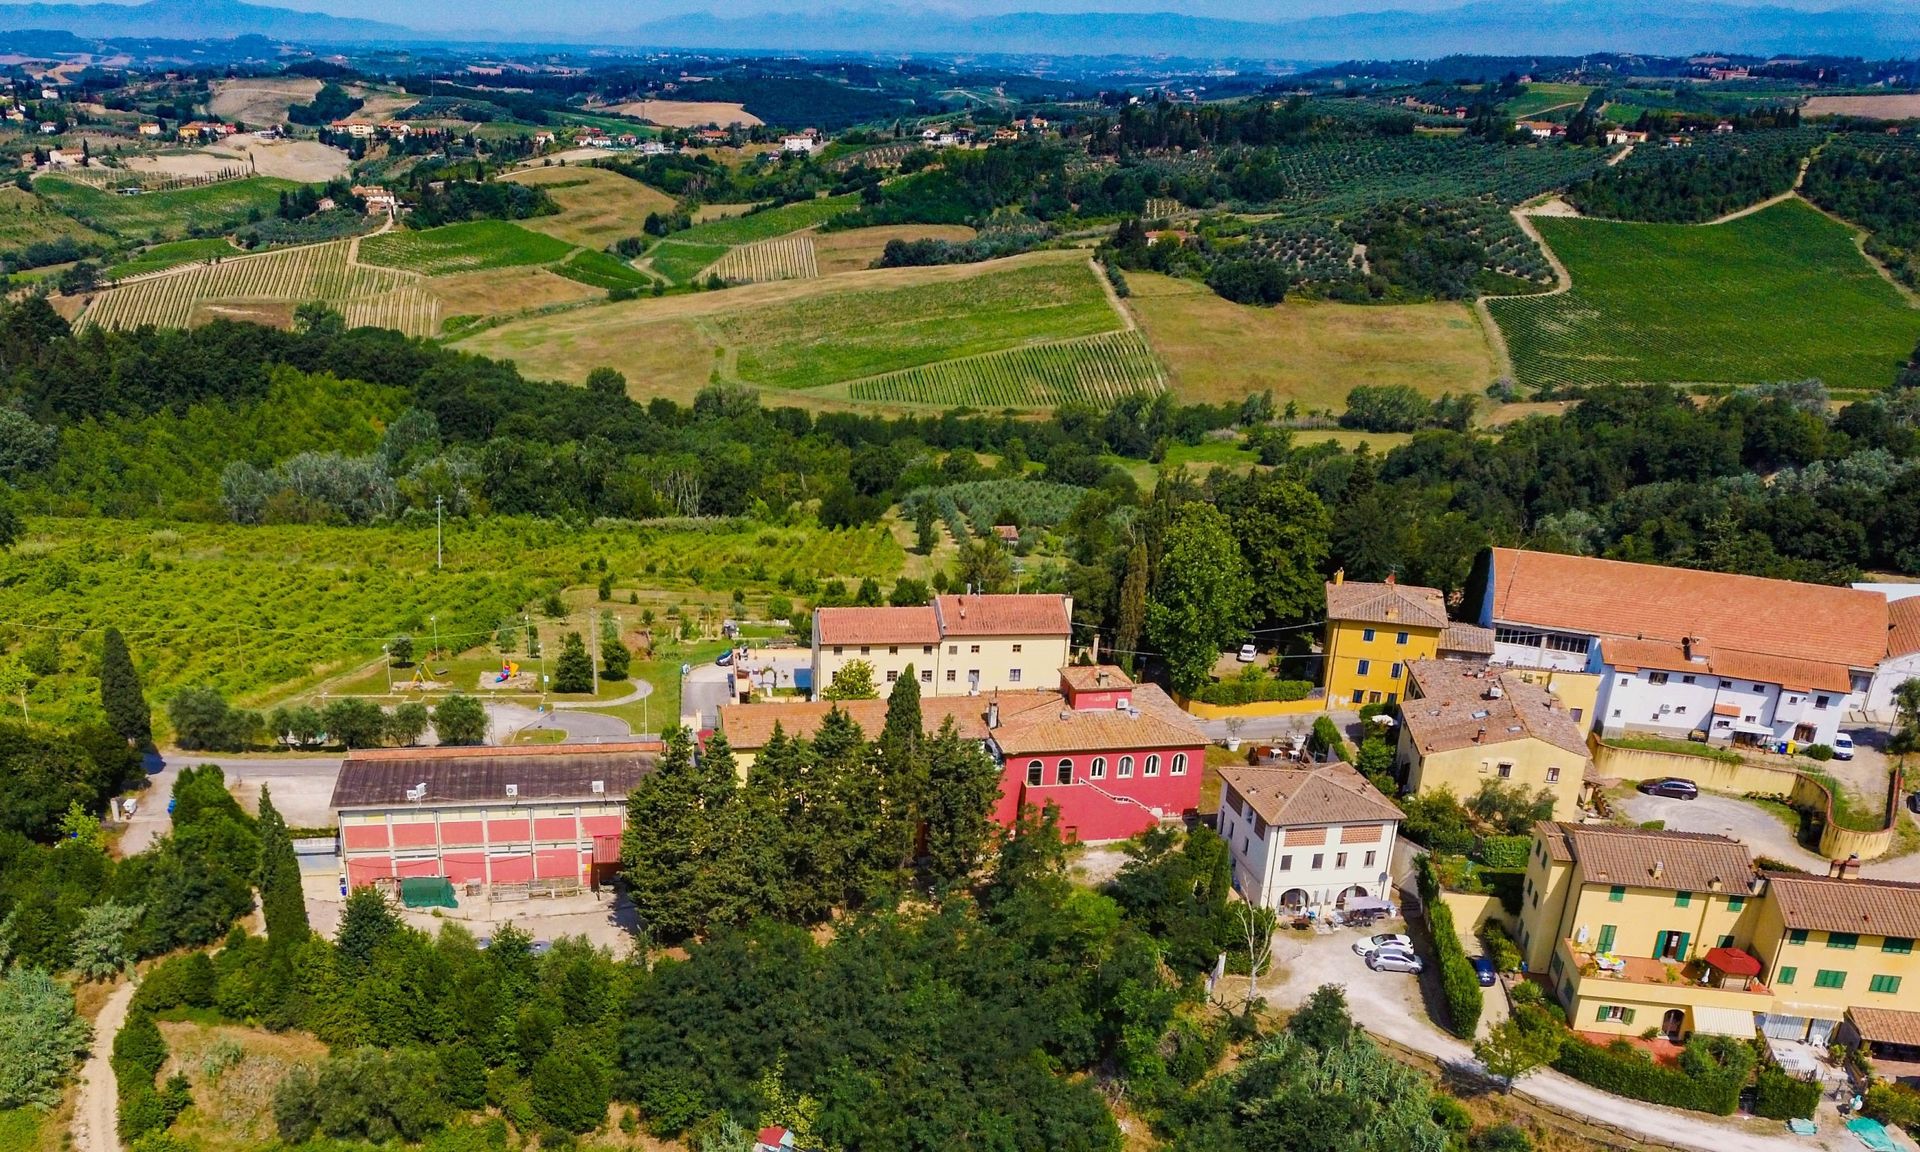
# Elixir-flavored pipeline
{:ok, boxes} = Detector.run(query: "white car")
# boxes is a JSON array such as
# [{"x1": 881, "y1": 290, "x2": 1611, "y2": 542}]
[
  {"x1": 1367, "y1": 949, "x2": 1425, "y2": 975},
  {"x1": 1353, "y1": 932, "x2": 1414, "y2": 957},
  {"x1": 1832, "y1": 734, "x2": 1855, "y2": 761},
  {"x1": 1237, "y1": 643, "x2": 1258, "y2": 663}
]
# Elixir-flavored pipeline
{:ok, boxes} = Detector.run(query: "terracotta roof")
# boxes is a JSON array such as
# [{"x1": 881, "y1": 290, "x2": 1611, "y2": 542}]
[
  {"x1": 1324, "y1": 579, "x2": 1448, "y2": 630},
  {"x1": 1218, "y1": 761, "x2": 1404, "y2": 827},
  {"x1": 933, "y1": 594, "x2": 1071, "y2": 637},
  {"x1": 331, "y1": 742, "x2": 661, "y2": 808},
  {"x1": 1846, "y1": 1006, "x2": 1920, "y2": 1049},
  {"x1": 1561, "y1": 824, "x2": 1753, "y2": 894},
  {"x1": 1536, "y1": 821, "x2": 1575, "y2": 862},
  {"x1": 814, "y1": 606, "x2": 939, "y2": 646},
  {"x1": 719, "y1": 696, "x2": 1001, "y2": 750},
  {"x1": 1600, "y1": 637, "x2": 1853, "y2": 693},
  {"x1": 1060, "y1": 664, "x2": 1133, "y2": 691},
  {"x1": 1488, "y1": 548, "x2": 1888, "y2": 670},
  {"x1": 1440, "y1": 623, "x2": 1495, "y2": 655},
  {"x1": 990, "y1": 703, "x2": 1204, "y2": 757},
  {"x1": 1402, "y1": 660, "x2": 1590, "y2": 757},
  {"x1": 1890, "y1": 597, "x2": 1920, "y2": 658},
  {"x1": 1765, "y1": 872, "x2": 1920, "y2": 939}
]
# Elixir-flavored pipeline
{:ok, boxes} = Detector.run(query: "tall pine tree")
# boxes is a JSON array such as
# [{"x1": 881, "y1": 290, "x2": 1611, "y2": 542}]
[
  {"x1": 255, "y1": 785, "x2": 310, "y2": 949},
  {"x1": 1114, "y1": 540, "x2": 1148, "y2": 676},
  {"x1": 876, "y1": 665, "x2": 926, "y2": 870},
  {"x1": 98, "y1": 626, "x2": 152, "y2": 747},
  {"x1": 620, "y1": 728, "x2": 705, "y2": 940},
  {"x1": 923, "y1": 717, "x2": 1004, "y2": 891}
]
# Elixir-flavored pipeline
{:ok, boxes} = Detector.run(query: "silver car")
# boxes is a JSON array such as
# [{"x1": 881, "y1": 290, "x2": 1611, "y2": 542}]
[
  {"x1": 1353, "y1": 932, "x2": 1414, "y2": 957},
  {"x1": 1367, "y1": 948, "x2": 1424, "y2": 974}
]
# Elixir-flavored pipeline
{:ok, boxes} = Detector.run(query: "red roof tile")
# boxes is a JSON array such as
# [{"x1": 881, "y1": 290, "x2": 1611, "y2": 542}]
[
  {"x1": 1600, "y1": 637, "x2": 1854, "y2": 693},
  {"x1": 815, "y1": 606, "x2": 939, "y2": 646},
  {"x1": 1890, "y1": 597, "x2": 1920, "y2": 658},
  {"x1": 933, "y1": 594, "x2": 1071, "y2": 637},
  {"x1": 1325, "y1": 579, "x2": 1448, "y2": 630}
]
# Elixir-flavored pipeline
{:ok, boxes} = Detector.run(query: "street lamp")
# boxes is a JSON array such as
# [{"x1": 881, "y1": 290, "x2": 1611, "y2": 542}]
[{"x1": 431, "y1": 614, "x2": 439, "y2": 663}]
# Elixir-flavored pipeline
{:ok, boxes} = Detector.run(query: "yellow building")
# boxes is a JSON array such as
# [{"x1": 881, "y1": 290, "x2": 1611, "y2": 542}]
[
  {"x1": 1515, "y1": 822, "x2": 1920, "y2": 1046},
  {"x1": 1323, "y1": 574, "x2": 1448, "y2": 707},
  {"x1": 811, "y1": 594, "x2": 1071, "y2": 699},
  {"x1": 1398, "y1": 660, "x2": 1592, "y2": 821}
]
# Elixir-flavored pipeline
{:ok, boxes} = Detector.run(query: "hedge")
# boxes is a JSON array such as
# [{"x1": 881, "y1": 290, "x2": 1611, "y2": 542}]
[
  {"x1": 1477, "y1": 835, "x2": 1531, "y2": 870},
  {"x1": 1865, "y1": 1082, "x2": 1920, "y2": 1131},
  {"x1": 1193, "y1": 678, "x2": 1315, "y2": 706},
  {"x1": 1552, "y1": 1035, "x2": 1753, "y2": 1115},
  {"x1": 113, "y1": 1007, "x2": 192, "y2": 1140},
  {"x1": 1418, "y1": 856, "x2": 1482, "y2": 1038},
  {"x1": 1479, "y1": 921, "x2": 1522, "y2": 972},
  {"x1": 1752, "y1": 1065, "x2": 1822, "y2": 1121}
]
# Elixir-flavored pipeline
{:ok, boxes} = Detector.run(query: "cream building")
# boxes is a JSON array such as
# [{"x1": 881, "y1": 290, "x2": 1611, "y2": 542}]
[
  {"x1": 1398, "y1": 660, "x2": 1593, "y2": 821},
  {"x1": 811, "y1": 594, "x2": 1071, "y2": 699},
  {"x1": 1216, "y1": 760, "x2": 1404, "y2": 915}
]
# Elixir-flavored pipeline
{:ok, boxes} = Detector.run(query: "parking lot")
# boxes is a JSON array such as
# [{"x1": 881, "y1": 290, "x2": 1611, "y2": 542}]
[{"x1": 300, "y1": 871, "x2": 639, "y2": 957}]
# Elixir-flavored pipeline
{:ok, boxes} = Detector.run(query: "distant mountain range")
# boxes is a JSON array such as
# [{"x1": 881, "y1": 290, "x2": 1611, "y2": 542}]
[{"x1": 0, "y1": 0, "x2": 1915, "y2": 60}]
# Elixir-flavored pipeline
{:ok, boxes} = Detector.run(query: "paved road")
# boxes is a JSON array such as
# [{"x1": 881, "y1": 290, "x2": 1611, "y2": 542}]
[
  {"x1": 71, "y1": 980, "x2": 133, "y2": 1152},
  {"x1": 1620, "y1": 788, "x2": 1920, "y2": 882},
  {"x1": 121, "y1": 753, "x2": 344, "y2": 853}
]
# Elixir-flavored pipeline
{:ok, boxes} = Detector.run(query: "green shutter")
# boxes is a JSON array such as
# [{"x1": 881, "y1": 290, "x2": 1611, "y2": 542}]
[
  {"x1": 1828, "y1": 932, "x2": 1860, "y2": 950},
  {"x1": 1676, "y1": 932, "x2": 1691, "y2": 960},
  {"x1": 1609, "y1": 885, "x2": 1625, "y2": 902},
  {"x1": 1622, "y1": 1008, "x2": 1636, "y2": 1025},
  {"x1": 1597, "y1": 924, "x2": 1616, "y2": 953},
  {"x1": 1676, "y1": 891, "x2": 1692, "y2": 908},
  {"x1": 1729, "y1": 895, "x2": 1745, "y2": 911},
  {"x1": 1871, "y1": 975, "x2": 1903, "y2": 995},
  {"x1": 1789, "y1": 929, "x2": 1808, "y2": 945},
  {"x1": 1814, "y1": 970, "x2": 1847, "y2": 990},
  {"x1": 1778, "y1": 966, "x2": 1797, "y2": 985},
  {"x1": 1596, "y1": 1005, "x2": 1610, "y2": 1023},
  {"x1": 1883, "y1": 937, "x2": 1914, "y2": 955}
]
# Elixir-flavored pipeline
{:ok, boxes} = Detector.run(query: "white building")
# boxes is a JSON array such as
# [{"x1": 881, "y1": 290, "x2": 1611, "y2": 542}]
[
  {"x1": 1866, "y1": 598, "x2": 1920, "y2": 719},
  {"x1": 1478, "y1": 548, "x2": 1889, "y2": 747},
  {"x1": 1216, "y1": 760, "x2": 1404, "y2": 915},
  {"x1": 780, "y1": 135, "x2": 819, "y2": 154}
]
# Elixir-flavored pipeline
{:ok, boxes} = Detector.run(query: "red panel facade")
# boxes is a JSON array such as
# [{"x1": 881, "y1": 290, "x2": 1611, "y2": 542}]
[
  {"x1": 486, "y1": 819, "x2": 532, "y2": 843},
  {"x1": 489, "y1": 854, "x2": 533, "y2": 883},
  {"x1": 441, "y1": 852, "x2": 487, "y2": 884},
  {"x1": 534, "y1": 849, "x2": 578, "y2": 879},
  {"x1": 342, "y1": 824, "x2": 389, "y2": 851},
  {"x1": 339, "y1": 802, "x2": 634, "y2": 890},
  {"x1": 438, "y1": 820, "x2": 485, "y2": 847},
  {"x1": 581, "y1": 815, "x2": 622, "y2": 838},
  {"x1": 533, "y1": 817, "x2": 577, "y2": 841},
  {"x1": 347, "y1": 857, "x2": 394, "y2": 884},
  {"x1": 992, "y1": 743, "x2": 1205, "y2": 844},
  {"x1": 391, "y1": 823, "x2": 438, "y2": 848}
]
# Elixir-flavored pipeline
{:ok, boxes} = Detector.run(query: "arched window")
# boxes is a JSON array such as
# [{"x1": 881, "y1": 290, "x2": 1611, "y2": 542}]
[
  {"x1": 1090, "y1": 757, "x2": 1107, "y2": 779},
  {"x1": 1026, "y1": 760, "x2": 1043, "y2": 787},
  {"x1": 1171, "y1": 753, "x2": 1188, "y2": 776},
  {"x1": 1119, "y1": 755, "x2": 1134, "y2": 778},
  {"x1": 1145, "y1": 754, "x2": 1161, "y2": 777},
  {"x1": 1056, "y1": 758, "x2": 1073, "y2": 785}
]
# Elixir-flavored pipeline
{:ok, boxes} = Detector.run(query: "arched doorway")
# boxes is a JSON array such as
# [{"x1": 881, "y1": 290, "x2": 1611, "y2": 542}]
[
  {"x1": 1336, "y1": 885, "x2": 1371, "y2": 907},
  {"x1": 1662, "y1": 1009, "x2": 1685, "y2": 1041},
  {"x1": 1280, "y1": 888, "x2": 1309, "y2": 911}
]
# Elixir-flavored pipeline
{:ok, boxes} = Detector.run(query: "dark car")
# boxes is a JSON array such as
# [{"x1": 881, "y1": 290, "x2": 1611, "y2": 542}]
[
  {"x1": 1471, "y1": 955, "x2": 1497, "y2": 986},
  {"x1": 1641, "y1": 777, "x2": 1699, "y2": 800}
]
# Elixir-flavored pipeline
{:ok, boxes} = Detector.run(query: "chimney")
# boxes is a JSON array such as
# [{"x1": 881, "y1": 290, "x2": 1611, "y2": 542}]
[
  {"x1": 1474, "y1": 726, "x2": 1486, "y2": 744},
  {"x1": 1333, "y1": 568, "x2": 1345, "y2": 585},
  {"x1": 1385, "y1": 572, "x2": 1396, "y2": 586},
  {"x1": 1091, "y1": 633, "x2": 1100, "y2": 664},
  {"x1": 988, "y1": 699, "x2": 1000, "y2": 730},
  {"x1": 1708, "y1": 876, "x2": 1722, "y2": 892},
  {"x1": 1651, "y1": 860, "x2": 1664, "y2": 880},
  {"x1": 1842, "y1": 853, "x2": 1862, "y2": 880},
  {"x1": 1829, "y1": 856, "x2": 1847, "y2": 879}
]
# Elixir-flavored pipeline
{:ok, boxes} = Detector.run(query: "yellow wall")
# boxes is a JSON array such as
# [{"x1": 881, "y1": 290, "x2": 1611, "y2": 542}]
[
  {"x1": 1518, "y1": 840, "x2": 1575, "y2": 973},
  {"x1": 1324, "y1": 619, "x2": 1439, "y2": 708},
  {"x1": 813, "y1": 632, "x2": 1069, "y2": 699},
  {"x1": 1504, "y1": 668, "x2": 1603, "y2": 730},
  {"x1": 1554, "y1": 936, "x2": 1772, "y2": 1037},
  {"x1": 1749, "y1": 895, "x2": 1920, "y2": 1021},
  {"x1": 1402, "y1": 733, "x2": 1587, "y2": 821},
  {"x1": 1179, "y1": 695, "x2": 1325, "y2": 720}
]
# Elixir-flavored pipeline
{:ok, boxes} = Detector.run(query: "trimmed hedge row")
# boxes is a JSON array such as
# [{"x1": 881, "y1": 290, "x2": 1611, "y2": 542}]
[
  {"x1": 1552, "y1": 1035, "x2": 1753, "y2": 1115},
  {"x1": 1753, "y1": 1065, "x2": 1822, "y2": 1121},
  {"x1": 1193, "y1": 678, "x2": 1315, "y2": 706},
  {"x1": 1478, "y1": 835, "x2": 1531, "y2": 870},
  {"x1": 1417, "y1": 855, "x2": 1482, "y2": 1039}
]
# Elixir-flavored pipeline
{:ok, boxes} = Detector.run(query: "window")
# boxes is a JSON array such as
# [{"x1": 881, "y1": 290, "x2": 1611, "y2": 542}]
[
  {"x1": 1547, "y1": 633, "x2": 1588, "y2": 654},
  {"x1": 1612, "y1": 709, "x2": 1624, "y2": 719},
  {"x1": 1718, "y1": 934, "x2": 1735, "y2": 948},
  {"x1": 1828, "y1": 932, "x2": 1859, "y2": 950},
  {"x1": 1571, "y1": 708, "x2": 1584, "y2": 723},
  {"x1": 970, "y1": 644, "x2": 980, "y2": 654},
  {"x1": 1145, "y1": 754, "x2": 1160, "y2": 777},
  {"x1": 1171, "y1": 753, "x2": 1188, "y2": 776},
  {"x1": 1729, "y1": 895, "x2": 1745, "y2": 912},
  {"x1": 1719, "y1": 679, "x2": 1732, "y2": 688},
  {"x1": 1352, "y1": 691, "x2": 1364, "y2": 704},
  {"x1": 1091, "y1": 757, "x2": 1106, "y2": 779},
  {"x1": 886, "y1": 670, "x2": 899, "y2": 683},
  {"x1": 1008, "y1": 669, "x2": 1022, "y2": 683},
  {"x1": 1814, "y1": 970, "x2": 1847, "y2": 990},
  {"x1": 945, "y1": 670, "x2": 956, "y2": 682},
  {"x1": 1368, "y1": 691, "x2": 1383, "y2": 704},
  {"x1": 1119, "y1": 756, "x2": 1134, "y2": 779},
  {"x1": 1390, "y1": 662, "x2": 1403, "y2": 679},
  {"x1": 1253, "y1": 817, "x2": 1266, "y2": 840},
  {"x1": 888, "y1": 646, "x2": 898, "y2": 655},
  {"x1": 1397, "y1": 631, "x2": 1409, "y2": 645},
  {"x1": 1674, "y1": 705, "x2": 1688, "y2": 715},
  {"x1": 1364, "y1": 851, "x2": 1376, "y2": 867},
  {"x1": 1596, "y1": 1005, "x2": 1636, "y2": 1024},
  {"x1": 1777, "y1": 966, "x2": 1797, "y2": 985},
  {"x1": 923, "y1": 645, "x2": 934, "y2": 655},
  {"x1": 860, "y1": 646, "x2": 870, "y2": 655},
  {"x1": 1789, "y1": 929, "x2": 1809, "y2": 945},
  {"x1": 1597, "y1": 924, "x2": 1617, "y2": 952},
  {"x1": 1496, "y1": 628, "x2": 1542, "y2": 647},
  {"x1": 1609, "y1": 886, "x2": 1625, "y2": 902},
  {"x1": 1056, "y1": 759, "x2": 1072, "y2": 785},
  {"x1": 920, "y1": 669, "x2": 932, "y2": 683},
  {"x1": 1816, "y1": 695, "x2": 1831, "y2": 708},
  {"x1": 1012, "y1": 644, "x2": 1022, "y2": 653},
  {"x1": 1026, "y1": 760, "x2": 1043, "y2": 787},
  {"x1": 1649, "y1": 672, "x2": 1669, "y2": 685},
  {"x1": 833, "y1": 645, "x2": 844, "y2": 655},
  {"x1": 1682, "y1": 674, "x2": 1696, "y2": 684},
  {"x1": 1498, "y1": 763, "x2": 1514, "y2": 779},
  {"x1": 1884, "y1": 937, "x2": 1914, "y2": 955},
  {"x1": 1546, "y1": 765, "x2": 1561, "y2": 783},
  {"x1": 1676, "y1": 891, "x2": 1692, "y2": 908},
  {"x1": 1279, "y1": 855, "x2": 1292, "y2": 871},
  {"x1": 1357, "y1": 659, "x2": 1372, "y2": 676},
  {"x1": 1311, "y1": 853, "x2": 1324, "y2": 869},
  {"x1": 1871, "y1": 975, "x2": 1903, "y2": 995},
  {"x1": 1336, "y1": 852, "x2": 1348, "y2": 868},
  {"x1": 1363, "y1": 628, "x2": 1376, "y2": 642}
]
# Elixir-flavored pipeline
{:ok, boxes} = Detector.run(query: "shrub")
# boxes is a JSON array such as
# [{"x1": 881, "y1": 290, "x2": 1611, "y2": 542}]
[
  {"x1": 1865, "y1": 1082, "x2": 1920, "y2": 1131},
  {"x1": 1805, "y1": 744, "x2": 1835, "y2": 761},
  {"x1": 1417, "y1": 860, "x2": 1482, "y2": 1039},
  {"x1": 1477, "y1": 835, "x2": 1530, "y2": 869},
  {"x1": 1479, "y1": 921, "x2": 1522, "y2": 972},
  {"x1": 1752, "y1": 1065, "x2": 1822, "y2": 1120},
  {"x1": 1192, "y1": 678, "x2": 1315, "y2": 706},
  {"x1": 1553, "y1": 1034, "x2": 1752, "y2": 1115}
]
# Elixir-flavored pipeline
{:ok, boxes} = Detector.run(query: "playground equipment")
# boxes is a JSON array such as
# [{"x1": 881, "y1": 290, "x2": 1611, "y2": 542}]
[
  {"x1": 405, "y1": 664, "x2": 431, "y2": 690},
  {"x1": 494, "y1": 660, "x2": 520, "y2": 685}
]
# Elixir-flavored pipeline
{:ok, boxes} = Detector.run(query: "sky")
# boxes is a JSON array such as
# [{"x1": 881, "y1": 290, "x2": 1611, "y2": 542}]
[{"x1": 53, "y1": 0, "x2": 1889, "y2": 34}]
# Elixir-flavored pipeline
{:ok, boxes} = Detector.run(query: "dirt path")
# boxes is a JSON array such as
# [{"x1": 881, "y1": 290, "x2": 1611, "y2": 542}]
[
  {"x1": 1089, "y1": 256, "x2": 1137, "y2": 331},
  {"x1": 1471, "y1": 199, "x2": 1573, "y2": 380},
  {"x1": 72, "y1": 980, "x2": 133, "y2": 1152}
]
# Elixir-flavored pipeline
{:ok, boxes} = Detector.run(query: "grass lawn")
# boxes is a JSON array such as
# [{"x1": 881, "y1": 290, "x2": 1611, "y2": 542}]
[
  {"x1": 0, "y1": 1109, "x2": 41, "y2": 1152},
  {"x1": 358, "y1": 219, "x2": 575, "y2": 276},
  {"x1": 102, "y1": 237, "x2": 235, "y2": 278},
  {"x1": 0, "y1": 183, "x2": 110, "y2": 251},
  {"x1": 1488, "y1": 199, "x2": 1920, "y2": 392},
  {"x1": 720, "y1": 257, "x2": 1119, "y2": 389},
  {"x1": 672, "y1": 194, "x2": 857, "y2": 247},
  {"x1": 1605, "y1": 735, "x2": 1742, "y2": 764},
  {"x1": 36, "y1": 176, "x2": 297, "y2": 242},
  {"x1": 504, "y1": 165, "x2": 674, "y2": 249},
  {"x1": 1127, "y1": 272, "x2": 1497, "y2": 412},
  {"x1": 647, "y1": 238, "x2": 731, "y2": 284}
]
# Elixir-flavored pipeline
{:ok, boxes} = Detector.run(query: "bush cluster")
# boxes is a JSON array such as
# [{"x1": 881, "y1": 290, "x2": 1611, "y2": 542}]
[
  {"x1": 1478, "y1": 920, "x2": 1522, "y2": 972},
  {"x1": 1865, "y1": 1082, "x2": 1920, "y2": 1131},
  {"x1": 1752, "y1": 1064, "x2": 1822, "y2": 1121},
  {"x1": 113, "y1": 1008, "x2": 191, "y2": 1141},
  {"x1": 1416, "y1": 856, "x2": 1482, "y2": 1038},
  {"x1": 1192, "y1": 678, "x2": 1314, "y2": 706},
  {"x1": 1552, "y1": 1035, "x2": 1753, "y2": 1115},
  {"x1": 1477, "y1": 835, "x2": 1531, "y2": 869}
]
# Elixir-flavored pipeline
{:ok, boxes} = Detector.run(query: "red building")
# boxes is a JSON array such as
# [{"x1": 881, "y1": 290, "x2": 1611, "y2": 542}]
[{"x1": 331, "y1": 742, "x2": 659, "y2": 889}]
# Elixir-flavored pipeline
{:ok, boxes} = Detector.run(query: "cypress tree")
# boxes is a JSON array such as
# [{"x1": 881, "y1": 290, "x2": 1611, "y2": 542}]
[
  {"x1": 1114, "y1": 540, "x2": 1149, "y2": 675},
  {"x1": 255, "y1": 785, "x2": 309, "y2": 950},
  {"x1": 878, "y1": 666, "x2": 926, "y2": 869},
  {"x1": 98, "y1": 626, "x2": 152, "y2": 747},
  {"x1": 923, "y1": 717, "x2": 1004, "y2": 891}
]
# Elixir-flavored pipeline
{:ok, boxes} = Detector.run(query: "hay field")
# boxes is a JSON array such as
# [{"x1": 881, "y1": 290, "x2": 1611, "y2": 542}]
[
  {"x1": 502, "y1": 165, "x2": 674, "y2": 248},
  {"x1": 208, "y1": 76, "x2": 322, "y2": 124},
  {"x1": 610, "y1": 99, "x2": 763, "y2": 127},
  {"x1": 426, "y1": 266, "x2": 604, "y2": 318},
  {"x1": 1127, "y1": 272, "x2": 1498, "y2": 410},
  {"x1": 1803, "y1": 95, "x2": 1920, "y2": 120},
  {"x1": 813, "y1": 225, "x2": 976, "y2": 275}
]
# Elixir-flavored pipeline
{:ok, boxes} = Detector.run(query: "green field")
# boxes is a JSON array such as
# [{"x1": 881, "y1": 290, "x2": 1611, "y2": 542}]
[
  {"x1": 671, "y1": 194, "x2": 857, "y2": 247},
  {"x1": 840, "y1": 329, "x2": 1165, "y2": 408},
  {"x1": 718, "y1": 258, "x2": 1122, "y2": 390},
  {"x1": 647, "y1": 239, "x2": 731, "y2": 284},
  {"x1": 103, "y1": 237, "x2": 236, "y2": 279},
  {"x1": 35, "y1": 176, "x2": 298, "y2": 242},
  {"x1": 2, "y1": 516, "x2": 905, "y2": 728},
  {"x1": 1487, "y1": 200, "x2": 1920, "y2": 391},
  {"x1": 0, "y1": 184, "x2": 110, "y2": 253},
  {"x1": 554, "y1": 247, "x2": 652, "y2": 290},
  {"x1": 358, "y1": 220, "x2": 576, "y2": 276},
  {"x1": 1500, "y1": 82, "x2": 1595, "y2": 119},
  {"x1": 0, "y1": 1109, "x2": 41, "y2": 1152}
]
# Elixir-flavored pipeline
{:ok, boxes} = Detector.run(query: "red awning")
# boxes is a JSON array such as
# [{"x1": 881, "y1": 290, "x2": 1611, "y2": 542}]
[
  {"x1": 1704, "y1": 946, "x2": 1761, "y2": 976},
  {"x1": 1712, "y1": 702, "x2": 1740, "y2": 717}
]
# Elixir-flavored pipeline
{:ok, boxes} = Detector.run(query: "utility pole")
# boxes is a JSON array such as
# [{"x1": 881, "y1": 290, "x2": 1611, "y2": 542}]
[
  {"x1": 435, "y1": 495, "x2": 444, "y2": 570},
  {"x1": 382, "y1": 645, "x2": 392, "y2": 694},
  {"x1": 590, "y1": 607, "x2": 599, "y2": 695},
  {"x1": 431, "y1": 614, "x2": 440, "y2": 663}
]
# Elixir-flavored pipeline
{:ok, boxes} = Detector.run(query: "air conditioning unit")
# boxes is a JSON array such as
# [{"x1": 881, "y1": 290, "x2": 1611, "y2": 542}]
[
  {"x1": 591, "y1": 780, "x2": 605, "y2": 795},
  {"x1": 505, "y1": 783, "x2": 519, "y2": 798},
  {"x1": 1659, "y1": 704, "x2": 1672, "y2": 714}
]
